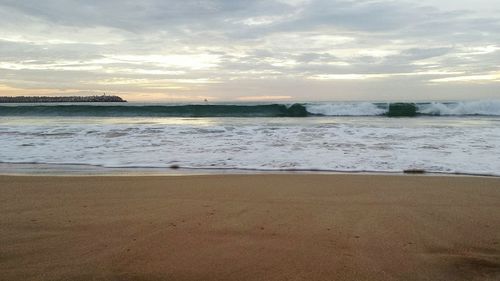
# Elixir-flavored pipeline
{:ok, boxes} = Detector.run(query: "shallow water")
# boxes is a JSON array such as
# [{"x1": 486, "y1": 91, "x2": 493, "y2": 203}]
[{"x1": 1, "y1": 115, "x2": 499, "y2": 176}]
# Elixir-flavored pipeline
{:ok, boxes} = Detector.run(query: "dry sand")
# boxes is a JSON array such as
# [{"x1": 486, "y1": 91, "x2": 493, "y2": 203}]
[{"x1": 0, "y1": 174, "x2": 499, "y2": 281}]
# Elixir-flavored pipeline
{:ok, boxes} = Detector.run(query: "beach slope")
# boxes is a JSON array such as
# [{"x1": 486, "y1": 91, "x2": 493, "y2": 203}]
[{"x1": 1, "y1": 174, "x2": 499, "y2": 281}]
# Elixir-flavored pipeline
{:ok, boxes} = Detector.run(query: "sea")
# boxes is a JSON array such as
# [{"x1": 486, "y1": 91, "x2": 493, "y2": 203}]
[{"x1": 1, "y1": 100, "x2": 499, "y2": 176}]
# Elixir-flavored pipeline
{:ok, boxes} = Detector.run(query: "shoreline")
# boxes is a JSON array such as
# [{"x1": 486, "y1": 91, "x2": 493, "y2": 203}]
[
  {"x1": 1, "y1": 174, "x2": 499, "y2": 281},
  {"x1": 1, "y1": 162, "x2": 499, "y2": 178}
]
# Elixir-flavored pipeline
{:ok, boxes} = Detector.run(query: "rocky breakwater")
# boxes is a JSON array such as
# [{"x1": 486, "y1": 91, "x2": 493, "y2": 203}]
[{"x1": 0, "y1": 95, "x2": 126, "y2": 103}]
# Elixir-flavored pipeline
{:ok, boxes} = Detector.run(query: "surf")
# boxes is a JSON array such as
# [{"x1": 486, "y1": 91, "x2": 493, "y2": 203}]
[{"x1": 0, "y1": 100, "x2": 499, "y2": 117}]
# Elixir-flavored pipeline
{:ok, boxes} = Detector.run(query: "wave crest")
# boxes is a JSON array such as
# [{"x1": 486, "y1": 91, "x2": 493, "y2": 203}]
[
  {"x1": 306, "y1": 100, "x2": 500, "y2": 116},
  {"x1": 417, "y1": 100, "x2": 500, "y2": 116},
  {"x1": 305, "y1": 102, "x2": 386, "y2": 116},
  {"x1": 0, "y1": 100, "x2": 499, "y2": 117}
]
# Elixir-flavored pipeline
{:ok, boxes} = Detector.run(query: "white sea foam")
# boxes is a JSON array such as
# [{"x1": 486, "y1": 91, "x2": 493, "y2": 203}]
[
  {"x1": 305, "y1": 102, "x2": 386, "y2": 116},
  {"x1": 1, "y1": 116, "x2": 499, "y2": 176},
  {"x1": 303, "y1": 100, "x2": 500, "y2": 116},
  {"x1": 417, "y1": 100, "x2": 500, "y2": 116}
]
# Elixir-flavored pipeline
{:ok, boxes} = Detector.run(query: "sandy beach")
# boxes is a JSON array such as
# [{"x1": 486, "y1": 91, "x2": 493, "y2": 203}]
[{"x1": 0, "y1": 174, "x2": 499, "y2": 281}]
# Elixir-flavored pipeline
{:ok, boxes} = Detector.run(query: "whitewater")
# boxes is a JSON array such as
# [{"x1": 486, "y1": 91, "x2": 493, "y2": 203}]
[{"x1": 1, "y1": 100, "x2": 499, "y2": 176}]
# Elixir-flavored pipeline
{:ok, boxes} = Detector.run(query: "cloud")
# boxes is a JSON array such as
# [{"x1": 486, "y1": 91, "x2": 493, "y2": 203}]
[
  {"x1": 237, "y1": 95, "x2": 293, "y2": 101},
  {"x1": 430, "y1": 72, "x2": 500, "y2": 83},
  {"x1": 0, "y1": 0, "x2": 499, "y2": 100}
]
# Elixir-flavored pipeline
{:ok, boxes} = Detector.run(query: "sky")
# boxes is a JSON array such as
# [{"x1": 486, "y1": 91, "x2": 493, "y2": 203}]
[{"x1": 0, "y1": 0, "x2": 499, "y2": 102}]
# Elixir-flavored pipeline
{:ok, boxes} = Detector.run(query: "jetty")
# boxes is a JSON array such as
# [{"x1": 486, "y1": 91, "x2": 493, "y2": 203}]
[{"x1": 0, "y1": 95, "x2": 126, "y2": 103}]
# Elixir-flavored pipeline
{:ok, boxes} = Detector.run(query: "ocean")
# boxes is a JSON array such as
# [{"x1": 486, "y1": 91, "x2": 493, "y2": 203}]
[{"x1": 1, "y1": 100, "x2": 499, "y2": 176}]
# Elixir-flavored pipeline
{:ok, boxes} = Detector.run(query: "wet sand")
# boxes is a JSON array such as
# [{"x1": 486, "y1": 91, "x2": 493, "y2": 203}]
[{"x1": 1, "y1": 174, "x2": 499, "y2": 281}]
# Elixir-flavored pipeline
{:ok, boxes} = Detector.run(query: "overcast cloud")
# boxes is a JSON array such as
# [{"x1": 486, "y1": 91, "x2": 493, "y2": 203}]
[{"x1": 0, "y1": 0, "x2": 499, "y2": 101}]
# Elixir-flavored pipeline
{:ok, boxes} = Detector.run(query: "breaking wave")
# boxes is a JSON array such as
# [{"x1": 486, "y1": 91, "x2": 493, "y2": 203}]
[
  {"x1": 306, "y1": 100, "x2": 500, "y2": 116},
  {"x1": 0, "y1": 100, "x2": 499, "y2": 117}
]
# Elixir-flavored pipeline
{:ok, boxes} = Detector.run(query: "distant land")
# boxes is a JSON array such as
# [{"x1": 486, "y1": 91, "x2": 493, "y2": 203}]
[{"x1": 0, "y1": 95, "x2": 126, "y2": 103}]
